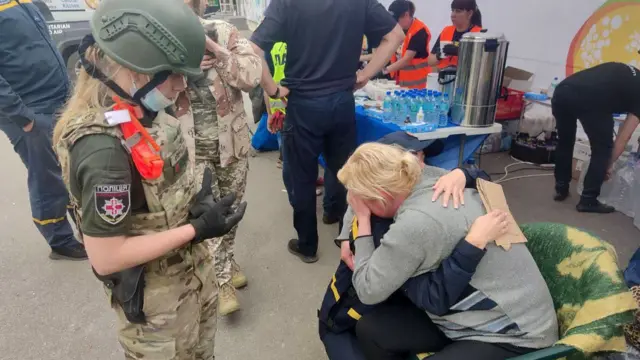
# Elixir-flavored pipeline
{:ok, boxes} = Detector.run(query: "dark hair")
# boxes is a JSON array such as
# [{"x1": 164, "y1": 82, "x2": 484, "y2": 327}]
[
  {"x1": 451, "y1": 0, "x2": 482, "y2": 28},
  {"x1": 389, "y1": 0, "x2": 415, "y2": 19},
  {"x1": 408, "y1": 1, "x2": 415, "y2": 16}
]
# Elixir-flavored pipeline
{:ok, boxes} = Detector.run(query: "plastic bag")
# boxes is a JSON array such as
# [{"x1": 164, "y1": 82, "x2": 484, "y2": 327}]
[{"x1": 577, "y1": 152, "x2": 638, "y2": 217}]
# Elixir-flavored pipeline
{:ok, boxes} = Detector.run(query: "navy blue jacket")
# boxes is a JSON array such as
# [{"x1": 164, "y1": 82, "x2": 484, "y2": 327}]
[{"x1": 0, "y1": 0, "x2": 70, "y2": 128}]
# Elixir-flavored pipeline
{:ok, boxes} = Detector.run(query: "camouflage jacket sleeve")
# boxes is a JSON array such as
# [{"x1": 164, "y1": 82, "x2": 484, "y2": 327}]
[{"x1": 209, "y1": 22, "x2": 262, "y2": 92}]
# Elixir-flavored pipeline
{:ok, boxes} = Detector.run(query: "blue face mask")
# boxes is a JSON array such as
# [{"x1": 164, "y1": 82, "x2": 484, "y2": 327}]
[
  {"x1": 131, "y1": 79, "x2": 176, "y2": 112},
  {"x1": 140, "y1": 87, "x2": 175, "y2": 112}
]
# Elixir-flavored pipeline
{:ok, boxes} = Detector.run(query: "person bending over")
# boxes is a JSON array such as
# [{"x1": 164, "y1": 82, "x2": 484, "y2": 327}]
[{"x1": 552, "y1": 62, "x2": 640, "y2": 213}]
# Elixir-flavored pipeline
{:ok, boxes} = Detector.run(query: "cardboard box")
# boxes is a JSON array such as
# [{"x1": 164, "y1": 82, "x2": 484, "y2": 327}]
[{"x1": 503, "y1": 66, "x2": 535, "y2": 92}]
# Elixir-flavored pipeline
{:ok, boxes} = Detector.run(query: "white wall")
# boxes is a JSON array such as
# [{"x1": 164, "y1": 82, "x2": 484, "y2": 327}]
[
  {"x1": 237, "y1": 0, "x2": 270, "y2": 23},
  {"x1": 242, "y1": 0, "x2": 640, "y2": 90},
  {"x1": 379, "y1": 0, "x2": 606, "y2": 89}
]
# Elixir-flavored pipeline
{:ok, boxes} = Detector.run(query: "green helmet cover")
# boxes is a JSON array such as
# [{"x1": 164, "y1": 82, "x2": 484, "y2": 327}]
[{"x1": 90, "y1": 0, "x2": 205, "y2": 77}]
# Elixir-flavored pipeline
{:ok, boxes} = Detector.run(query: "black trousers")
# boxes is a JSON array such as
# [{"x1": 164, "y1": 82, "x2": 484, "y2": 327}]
[
  {"x1": 355, "y1": 301, "x2": 535, "y2": 360},
  {"x1": 552, "y1": 84, "x2": 615, "y2": 200},
  {"x1": 282, "y1": 90, "x2": 357, "y2": 256}
]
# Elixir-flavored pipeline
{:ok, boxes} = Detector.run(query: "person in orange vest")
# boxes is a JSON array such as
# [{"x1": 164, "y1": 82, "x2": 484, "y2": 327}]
[
  {"x1": 382, "y1": 0, "x2": 431, "y2": 89},
  {"x1": 428, "y1": 0, "x2": 483, "y2": 69}
]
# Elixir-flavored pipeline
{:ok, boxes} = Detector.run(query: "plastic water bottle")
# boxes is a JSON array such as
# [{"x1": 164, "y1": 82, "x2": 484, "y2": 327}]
[
  {"x1": 548, "y1": 77, "x2": 560, "y2": 98},
  {"x1": 409, "y1": 95, "x2": 419, "y2": 122},
  {"x1": 383, "y1": 92, "x2": 393, "y2": 123},
  {"x1": 401, "y1": 95, "x2": 411, "y2": 124},
  {"x1": 394, "y1": 95, "x2": 402, "y2": 124},
  {"x1": 416, "y1": 107, "x2": 425, "y2": 124},
  {"x1": 439, "y1": 93, "x2": 450, "y2": 127},
  {"x1": 424, "y1": 94, "x2": 436, "y2": 131},
  {"x1": 392, "y1": 91, "x2": 401, "y2": 123},
  {"x1": 433, "y1": 93, "x2": 442, "y2": 127}
]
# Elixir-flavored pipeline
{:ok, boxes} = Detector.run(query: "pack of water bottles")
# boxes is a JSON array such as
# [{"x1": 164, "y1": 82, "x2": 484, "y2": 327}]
[{"x1": 381, "y1": 89, "x2": 452, "y2": 134}]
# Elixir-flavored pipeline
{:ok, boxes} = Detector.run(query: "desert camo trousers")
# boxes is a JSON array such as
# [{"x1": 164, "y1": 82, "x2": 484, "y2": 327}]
[
  {"x1": 112, "y1": 243, "x2": 218, "y2": 359},
  {"x1": 195, "y1": 154, "x2": 248, "y2": 286}
]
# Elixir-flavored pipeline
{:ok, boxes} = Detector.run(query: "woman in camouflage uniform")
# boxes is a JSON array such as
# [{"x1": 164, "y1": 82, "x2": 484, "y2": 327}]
[
  {"x1": 183, "y1": 0, "x2": 262, "y2": 316},
  {"x1": 52, "y1": 0, "x2": 246, "y2": 358}
]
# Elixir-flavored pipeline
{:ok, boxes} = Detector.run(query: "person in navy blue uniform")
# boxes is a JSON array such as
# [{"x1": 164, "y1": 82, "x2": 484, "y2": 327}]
[
  {"x1": 250, "y1": 0, "x2": 405, "y2": 263},
  {"x1": 0, "y1": 0, "x2": 86, "y2": 260}
]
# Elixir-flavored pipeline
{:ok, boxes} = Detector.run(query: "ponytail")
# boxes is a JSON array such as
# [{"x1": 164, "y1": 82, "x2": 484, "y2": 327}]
[{"x1": 471, "y1": 7, "x2": 482, "y2": 28}]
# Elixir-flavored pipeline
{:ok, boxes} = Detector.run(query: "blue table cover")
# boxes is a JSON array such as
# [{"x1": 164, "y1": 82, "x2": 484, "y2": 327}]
[{"x1": 251, "y1": 107, "x2": 489, "y2": 171}]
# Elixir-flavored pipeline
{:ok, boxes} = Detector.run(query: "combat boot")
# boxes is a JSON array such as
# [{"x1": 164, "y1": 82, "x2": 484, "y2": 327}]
[
  {"x1": 231, "y1": 260, "x2": 248, "y2": 289},
  {"x1": 219, "y1": 283, "x2": 240, "y2": 316}
]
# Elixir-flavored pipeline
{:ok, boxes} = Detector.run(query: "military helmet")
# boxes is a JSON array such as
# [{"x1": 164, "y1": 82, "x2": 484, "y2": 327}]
[{"x1": 90, "y1": 0, "x2": 205, "y2": 77}]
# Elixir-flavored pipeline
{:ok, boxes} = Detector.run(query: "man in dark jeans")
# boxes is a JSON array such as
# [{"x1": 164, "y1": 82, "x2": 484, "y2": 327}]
[
  {"x1": 250, "y1": 0, "x2": 405, "y2": 263},
  {"x1": 552, "y1": 62, "x2": 640, "y2": 213},
  {"x1": 0, "y1": 0, "x2": 86, "y2": 260}
]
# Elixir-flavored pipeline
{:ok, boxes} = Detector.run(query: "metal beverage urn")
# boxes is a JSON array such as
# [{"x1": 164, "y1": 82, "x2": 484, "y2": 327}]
[{"x1": 451, "y1": 32, "x2": 510, "y2": 127}]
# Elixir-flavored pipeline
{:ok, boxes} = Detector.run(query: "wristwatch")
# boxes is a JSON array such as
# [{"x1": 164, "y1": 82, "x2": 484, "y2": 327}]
[{"x1": 271, "y1": 87, "x2": 280, "y2": 99}]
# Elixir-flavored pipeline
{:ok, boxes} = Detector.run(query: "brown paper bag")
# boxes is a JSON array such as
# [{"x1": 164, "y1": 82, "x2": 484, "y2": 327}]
[{"x1": 476, "y1": 178, "x2": 527, "y2": 250}]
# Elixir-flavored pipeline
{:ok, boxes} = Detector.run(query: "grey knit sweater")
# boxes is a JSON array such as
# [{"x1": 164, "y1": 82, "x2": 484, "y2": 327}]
[{"x1": 352, "y1": 166, "x2": 558, "y2": 349}]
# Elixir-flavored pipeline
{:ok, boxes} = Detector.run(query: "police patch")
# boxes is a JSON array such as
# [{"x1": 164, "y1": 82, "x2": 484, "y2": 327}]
[{"x1": 95, "y1": 184, "x2": 131, "y2": 225}]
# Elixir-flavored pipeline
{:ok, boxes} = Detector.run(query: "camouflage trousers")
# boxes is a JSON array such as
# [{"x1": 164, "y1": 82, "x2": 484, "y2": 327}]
[
  {"x1": 195, "y1": 154, "x2": 249, "y2": 286},
  {"x1": 112, "y1": 243, "x2": 218, "y2": 360}
]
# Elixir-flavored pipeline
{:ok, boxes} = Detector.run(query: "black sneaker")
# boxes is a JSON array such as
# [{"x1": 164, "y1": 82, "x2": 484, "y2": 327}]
[
  {"x1": 576, "y1": 200, "x2": 615, "y2": 214},
  {"x1": 287, "y1": 239, "x2": 318, "y2": 263},
  {"x1": 322, "y1": 214, "x2": 341, "y2": 225},
  {"x1": 554, "y1": 191, "x2": 569, "y2": 202},
  {"x1": 49, "y1": 243, "x2": 88, "y2": 261}
]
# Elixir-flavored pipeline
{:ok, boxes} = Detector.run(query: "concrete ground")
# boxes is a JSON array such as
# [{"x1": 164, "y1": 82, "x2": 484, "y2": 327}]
[{"x1": 1, "y1": 122, "x2": 639, "y2": 359}]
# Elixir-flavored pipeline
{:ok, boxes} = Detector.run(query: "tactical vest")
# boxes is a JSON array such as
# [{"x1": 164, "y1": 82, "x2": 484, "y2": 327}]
[
  {"x1": 269, "y1": 42, "x2": 287, "y2": 113},
  {"x1": 56, "y1": 110, "x2": 196, "y2": 238},
  {"x1": 318, "y1": 215, "x2": 395, "y2": 335}
]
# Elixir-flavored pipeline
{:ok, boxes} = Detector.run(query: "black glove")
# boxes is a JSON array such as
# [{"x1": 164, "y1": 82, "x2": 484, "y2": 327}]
[
  {"x1": 190, "y1": 168, "x2": 217, "y2": 219},
  {"x1": 442, "y1": 44, "x2": 459, "y2": 57},
  {"x1": 190, "y1": 194, "x2": 247, "y2": 243}
]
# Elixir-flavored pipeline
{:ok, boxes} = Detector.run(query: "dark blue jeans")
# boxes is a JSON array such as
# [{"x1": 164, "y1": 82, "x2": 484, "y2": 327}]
[
  {"x1": 281, "y1": 90, "x2": 357, "y2": 256},
  {"x1": 0, "y1": 115, "x2": 78, "y2": 250},
  {"x1": 279, "y1": 132, "x2": 340, "y2": 216}
]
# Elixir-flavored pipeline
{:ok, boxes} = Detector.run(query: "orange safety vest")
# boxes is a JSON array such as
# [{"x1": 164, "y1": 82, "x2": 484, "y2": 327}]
[
  {"x1": 437, "y1": 25, "x2": 482, "y2": 69},
  {"x1": 112, "y1": 97, "x2": 164, "y2": 180},
  {"x1": 390, "y1": 18, "x2": 432, "y2": 89}
]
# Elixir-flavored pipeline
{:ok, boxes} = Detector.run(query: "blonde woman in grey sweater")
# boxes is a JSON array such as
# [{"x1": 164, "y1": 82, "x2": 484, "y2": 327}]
[{"x1": 338, "y1": 142, "x2": 558, "y2": 360}]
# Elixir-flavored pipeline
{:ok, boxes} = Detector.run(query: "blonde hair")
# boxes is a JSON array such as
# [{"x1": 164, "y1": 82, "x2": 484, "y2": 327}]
[
  {"x1": 53, "y1": 45, "x2": 124, "y2": 146},
  {"x1": 337, "y1": 143, "x2": 422, "y2": 203}
]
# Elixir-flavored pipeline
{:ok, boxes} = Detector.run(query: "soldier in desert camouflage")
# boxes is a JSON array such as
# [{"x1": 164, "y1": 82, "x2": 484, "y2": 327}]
[
  {"x1": 52, "y1": 0, "x2": 248, "y2": 357},
  {"x1": 182, "y1": 0, "x2": 262, "y2": 316}
]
